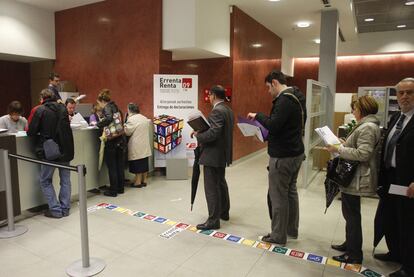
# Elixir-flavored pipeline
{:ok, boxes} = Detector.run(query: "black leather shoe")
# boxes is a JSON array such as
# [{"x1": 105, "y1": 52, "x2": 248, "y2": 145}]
[
  {"x1": 196, "y1": 221, "x2": 220, "y2": 230},
  {"x1": 104, "y1": 190, "x2": 117, "y2": 197},
  {"x1": 220, "y1": 213, "x2": 229, "y2": 221},
  {"x1": 331, "y1": 242, "x2": 347, "y2": 252},
  {"x1": 44, "y1": 210, "x2": 62, "y2": 219},
  {"x1": 332, "y1": 254, "x2": 362, "y2": 264},
  {"x1": 261, "y1": 235, "x2": 286, "y2": 246},
  {"x1": 374, "y1": 252, "x2": 399, "y2": 262},
  {"x1": 389, "y1": 268, "x2": 414, "y2": 277}
]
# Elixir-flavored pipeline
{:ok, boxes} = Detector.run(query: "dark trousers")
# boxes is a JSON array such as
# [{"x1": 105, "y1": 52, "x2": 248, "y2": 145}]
[
  {"x1": 383, "y1": 168, "x2": 414, "y2": 273},
  {"x1": 341, "y1": 192, "x2": 363, "y2": 260},
  {"x1": 104, "y1": 143, "x2": 125, "y2": 193},
  {"x1": 203, "y1": 166, "x2": 230, "y2": 223}
]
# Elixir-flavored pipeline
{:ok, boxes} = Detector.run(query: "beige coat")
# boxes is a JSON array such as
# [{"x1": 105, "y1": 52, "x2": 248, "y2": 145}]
[
  {"x1": 338, "y1": 114, "x2": 380, "y2": 196},
  {"x1": 124, "y1": 113, "x2": 151, "y2": 161}
]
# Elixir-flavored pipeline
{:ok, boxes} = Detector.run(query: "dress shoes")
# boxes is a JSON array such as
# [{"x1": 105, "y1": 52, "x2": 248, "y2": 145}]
[
  {"x1": 103, "y1": 190, "x2": 117, "y2": 197},
  {"x1": 220, "y1": 213, "x2": 230, "y2": 221},
  {"x1": 331, "y1": 242, "x2": 347, "y2": 252},
  {"x1": 374, "y1": 252, "x2": 399, "y2": 263},
  {"x1": 44, "y1": 210, "x2": 62, "y2": 219},
  {"x1": 332, "y1": 253, "x2": 362, "y2": 264},
  {"x1": 288, "y1": 234, "x2": 298, "y2": 240},
  {"x1": 389, "y1": 268, "x2": 414, "y2": 277},
  {"x1": 261, "y1": 235, "x2": 286, "y2": 246},
  {"x1": 196, "y1": 221, "x2": 220, "y2": 230}
]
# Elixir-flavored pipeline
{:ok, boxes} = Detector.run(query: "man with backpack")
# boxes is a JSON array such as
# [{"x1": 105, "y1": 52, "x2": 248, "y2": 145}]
[
  {"x1": 28, "y1": 89, "x2": 74, "y2": 218},
  {"x1": 247, "y1": 70, "x2": 306, "y2": 246}
]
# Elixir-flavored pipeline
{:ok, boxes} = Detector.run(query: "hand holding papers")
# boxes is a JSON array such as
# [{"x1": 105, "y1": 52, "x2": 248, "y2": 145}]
[
  {"x1": 237, "y1": 116, "x2": 268, "y2": 143},
  {"x1": 315, "y1": 126, "x2": 341, "y2": 146},
  {"x1": 75, "y1": 94, "x2": 86, "y2": 102},
  {"x1": 188, "y1": 110, "x2": 210, "y2": 132}
]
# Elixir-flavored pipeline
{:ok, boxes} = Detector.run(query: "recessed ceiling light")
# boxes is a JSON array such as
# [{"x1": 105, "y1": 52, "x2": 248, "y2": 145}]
[
  {"x1": 314, "y1": 39, "x2": 321, "y2": 44},
  {"x1": 268, "y1": 0, "x2": 281, "y2": 2},
  {"x1": 405, "y1": 1, "x2": 414, "y2": 6},
  {"x1": 364, "y1": 18, "x2": 374, "y2": 22},
  {"x1": 252, "y1": 43, "x2": 262, "y2": 48},
  {"x1": 397, "y1": 24, "x2": 407, "y2": 28},
  {"x1": 296, "y1": 21, "x2": 311, "y2": 28}
]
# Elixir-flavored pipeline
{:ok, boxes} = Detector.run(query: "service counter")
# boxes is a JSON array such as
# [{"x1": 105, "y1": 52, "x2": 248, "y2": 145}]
[{"x1": 0, "y1": 129, "x2": 109, "y2": 219}]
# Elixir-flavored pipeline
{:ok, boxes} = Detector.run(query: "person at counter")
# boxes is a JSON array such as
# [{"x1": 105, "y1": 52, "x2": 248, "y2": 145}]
[
  {"x1": 48, "y1": 72, "x2": 63, "y2": 103},
  {"x1": 65, "y1": 98, "x2": 88, "y2": 128},
  {"x1": 65, "y1": 98, "x2": 76, "y2": 121},
  {"x1": 89, "y1": 103, "x2": 102, "y2": 126},
  {"x1": 96, "y1": 89, "x2": 126, "y2": 197},
  {"x1": 0, "y1": 101, "x2": 27, "y2": 133},
  {"x1": 27, "y1": 89, "x2": 74, "y2": 218}
]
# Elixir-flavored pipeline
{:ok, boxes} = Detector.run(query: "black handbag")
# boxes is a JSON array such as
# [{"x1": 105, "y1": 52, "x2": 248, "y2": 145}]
[{"x1": 326, "y1": 157, "x2": 359, "y2": 187}]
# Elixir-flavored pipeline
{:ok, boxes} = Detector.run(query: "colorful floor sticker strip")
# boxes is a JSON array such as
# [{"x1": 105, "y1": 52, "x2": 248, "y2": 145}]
[{"x1": 88, "y1": 203, "x2": 385, "y2": 277}]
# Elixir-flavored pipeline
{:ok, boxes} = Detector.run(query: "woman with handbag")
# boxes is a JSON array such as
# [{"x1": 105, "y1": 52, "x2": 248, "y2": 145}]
[
  {"x1": 124, "y1": 103, "x2": 151, "y2": 188},
  {"x1": 326, "y1": 95, "x2": 380, "y2": 264},
  {"x1": 97, "y1": 89, "x2": 126, "y2": 197}
]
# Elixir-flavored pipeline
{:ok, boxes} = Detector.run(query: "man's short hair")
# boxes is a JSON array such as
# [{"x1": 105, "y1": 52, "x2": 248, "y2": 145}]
[
  {"x1": 128, "y1": 103, "x2": 140, "y2": 114},
  {"x1": 40, "y1": 89, "x2": 54, "y2": 100},
  {"x1": 48, "y1": 72, "x2": 60, "y2": 81},
  {"x1": 7, "y1": 101, "x2": 24, "y2": 115},
  {"x1": 65, "y1": 98, "x2": 76, "y2": 106},
  {"x1": 210, "y1": 85, "x2": 226, "y2": 100},
  {"x1": 265, "y1": 71, "x2": 287, "y2": 85}
]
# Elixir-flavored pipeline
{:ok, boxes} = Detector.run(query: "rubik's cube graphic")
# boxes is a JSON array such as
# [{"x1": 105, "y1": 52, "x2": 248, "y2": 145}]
[{"x1": 153, "y1": 115, "x2": 184, "y2": 154}]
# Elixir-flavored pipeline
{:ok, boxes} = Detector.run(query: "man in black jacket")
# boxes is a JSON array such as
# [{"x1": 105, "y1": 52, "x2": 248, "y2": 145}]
[
  {"x1": 193, "y1": 85, "x2": 234, "y2": 230},
  {"x1": 248, "y1": 71, "x2": 306, "y2": 246},
  {"x1": 28, "y1": 89, "x2": 74, "y2": 218},
  {"x1": 374, "y1": 78, "x2": 414, "y2": 277}
]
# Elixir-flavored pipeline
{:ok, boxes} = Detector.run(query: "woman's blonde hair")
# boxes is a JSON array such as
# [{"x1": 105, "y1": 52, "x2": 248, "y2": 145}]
[
  {"x1": 97, "y1": 88, "x2": 111, "y2": 102},
  {"x1": 353, "y1": 95, "x2": 378, "y2": 117}
]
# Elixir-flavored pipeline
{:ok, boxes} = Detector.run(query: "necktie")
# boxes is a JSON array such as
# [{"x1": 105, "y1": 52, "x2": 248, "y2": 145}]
[{"x1": 385, "y1": 114, "x2": 406, "y2": 168}]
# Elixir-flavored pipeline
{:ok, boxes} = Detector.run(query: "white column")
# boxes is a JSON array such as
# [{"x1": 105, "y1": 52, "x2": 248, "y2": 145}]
[{"x1": 318, "y1": 9, "x2": 338, "y2": 129}]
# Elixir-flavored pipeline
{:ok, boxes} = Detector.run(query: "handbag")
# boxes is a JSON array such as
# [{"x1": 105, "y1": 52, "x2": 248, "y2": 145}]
[
  {"x1": 43, "y1": 138, "x2": 62, "y2": 161},
  {"x1": 103, "y1": 111, "x2": 124, "y2": 140},
  {"x1": 326, "y1": 157, "x2": 359, "y2": 187}
]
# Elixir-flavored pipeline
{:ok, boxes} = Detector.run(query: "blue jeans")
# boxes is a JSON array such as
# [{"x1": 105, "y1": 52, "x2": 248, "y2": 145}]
[{"x1": 39, "y1": 164, "x2": 71, "y2": 216}]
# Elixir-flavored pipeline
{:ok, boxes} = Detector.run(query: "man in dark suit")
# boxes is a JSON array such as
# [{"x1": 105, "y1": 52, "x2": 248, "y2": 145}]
[
  {"x1": 193, "y1": 85, "x2": 234, "y2": 230},
  {"x1": 374, "y1": 78, "x2": 414, "y2": 277}
]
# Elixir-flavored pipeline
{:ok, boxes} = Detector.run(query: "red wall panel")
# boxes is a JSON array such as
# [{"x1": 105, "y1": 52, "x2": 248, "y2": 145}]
[
  {"x1": 0, "y1": 61, "x2": 31, "y2": 117},
  {"x1": 54, "y1": 0, "x2": 162, "y2": 118}
]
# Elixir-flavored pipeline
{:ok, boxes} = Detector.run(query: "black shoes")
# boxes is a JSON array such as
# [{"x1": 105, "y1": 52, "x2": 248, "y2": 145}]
[
  {"x1": 220, "y1": 213, "x2": 230, "y2": 221},
  {"x1": 389, "y1": 268, "x2": 414, "y2": 277},
  {"x1": 131, "y1": 183, "x2": 147, "y2": 188},
  {"x1": 104, "y1": 190, "x2": 117, "y2": 197},
  {"x1": 332, "y1": 253, "x2": 362, "y2": 264},
  {"x1": 44, "y1": 210, "x2": 62, "y2": 219},
  {"x1": 373, "y1": 252, "x2": 399, "y2": 263},
  {"x1": 261, "y1": 235, "x2": 286, "y2": 246},
  {"x1": 331, "y1": 242, "x2": 347, "y2": 252},
  {"x1": 196, "y1": 221, "x2": 220, "y2": 230}
]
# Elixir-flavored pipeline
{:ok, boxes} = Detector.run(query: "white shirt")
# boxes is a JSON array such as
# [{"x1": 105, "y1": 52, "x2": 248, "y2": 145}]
[
  {"x1": 385, "y1": 108, "x2": 414, "y2": 167},
  {"x1": 213, "y1": 100, "x2": 224, "y2": 109}
]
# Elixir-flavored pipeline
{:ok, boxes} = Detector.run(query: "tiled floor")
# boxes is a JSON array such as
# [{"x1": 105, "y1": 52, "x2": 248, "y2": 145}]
[{"x1": 0, "y1": 151, "x2": 399, "y2": 277}]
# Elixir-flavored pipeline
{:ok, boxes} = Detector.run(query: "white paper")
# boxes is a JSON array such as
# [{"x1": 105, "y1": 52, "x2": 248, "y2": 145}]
[
  {"x1": 0, "y1": 128, "x2": 8, "y2": 133},
  {"x1": 237, "y1": 123, "x2": 265, "y2": 142},
  {"x1": 389, "y1": 184, "x2": 408, "y2": 197},
  {"x1": 75, "y1": 94, "x2": 86, "y2": 102},
  {"x1": 315, "y1": 126, "x2": 341, "y2": 145},
  {"x1": 70, "y1": 113, "x2": 89, "y2": 129}
]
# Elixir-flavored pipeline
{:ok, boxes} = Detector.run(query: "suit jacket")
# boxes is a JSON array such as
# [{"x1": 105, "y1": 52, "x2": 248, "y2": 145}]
[
  {"x1": 379, "y1": 111, "x2": 414, "y2": 189},
  {"x1": 197, "y1": 102, "x2": 234, "y2": 167}
]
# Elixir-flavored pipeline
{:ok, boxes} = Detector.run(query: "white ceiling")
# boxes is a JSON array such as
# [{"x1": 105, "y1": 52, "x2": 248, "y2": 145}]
[{"x1": 15, "y1": 0, "x2": 104, "y2": 11}]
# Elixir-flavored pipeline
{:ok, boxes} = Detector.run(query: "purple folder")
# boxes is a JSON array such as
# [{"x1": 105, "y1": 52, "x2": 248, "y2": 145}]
[{"x1": 237, "y1": 116, "x2": 269, "y2": 141}]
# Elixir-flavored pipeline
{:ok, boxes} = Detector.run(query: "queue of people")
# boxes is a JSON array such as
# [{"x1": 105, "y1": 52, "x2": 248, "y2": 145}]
[{"x1": 2, "y1": 70, "x2": 413, "y2": 277}]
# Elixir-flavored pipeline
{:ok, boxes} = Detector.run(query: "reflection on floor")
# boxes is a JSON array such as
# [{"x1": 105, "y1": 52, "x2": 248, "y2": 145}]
[{"x1": 0, "y1": 151, "x2": 398, "y2": 277}]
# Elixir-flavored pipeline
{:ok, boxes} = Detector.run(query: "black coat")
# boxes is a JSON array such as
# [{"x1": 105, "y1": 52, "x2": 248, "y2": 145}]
[
  {"x1": 27, "y1": 99, "x2": 74, "y2": 162},
  {"x1": 256, "y1": 87, "x2": 307, "y2": 158},
  {"x1": 379, "y1": 112, "x2": 414, "y2": 189}
]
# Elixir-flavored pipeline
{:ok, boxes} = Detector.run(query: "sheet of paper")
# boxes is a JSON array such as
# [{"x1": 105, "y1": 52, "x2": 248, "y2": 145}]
[
  {"x1": 0, "y1": 128, "x2": 8, "y2": 133},
  {"x1": 315, "y1": 126, "x2": 341, "y2": 145},
  {"x1": 71, "y1": 113, "x2": 89, "y2": 128},
  {"x1": 237, "y1": 123, "x2": 257, "y2": 137},
  {"x1": 389, "y1": 184, "x2": 408, "y2": 197}
]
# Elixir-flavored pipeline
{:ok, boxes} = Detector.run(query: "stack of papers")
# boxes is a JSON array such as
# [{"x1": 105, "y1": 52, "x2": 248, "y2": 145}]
[
  {"x1": 70, "y1": 113, "x2": 89, "y2": 129},
  {"x1": 237, "y1": 116, "x2": 268, "y2": 143},
  {"x1": 187, "y1": 110, "x2": 210, "y2": 132},
  {"x1": 315, "y1": 126, "x2": 341, "y2": 145}
]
